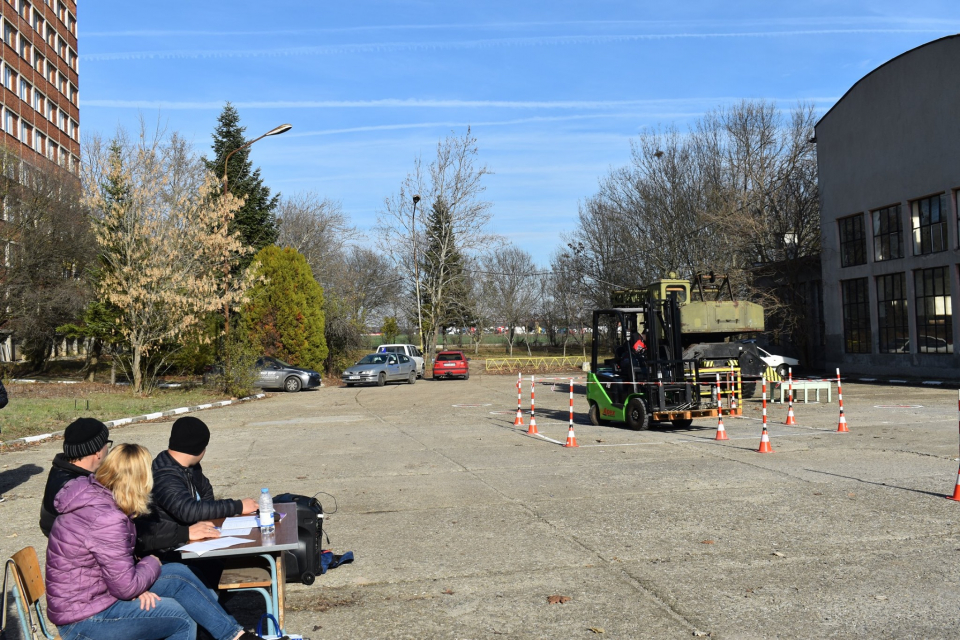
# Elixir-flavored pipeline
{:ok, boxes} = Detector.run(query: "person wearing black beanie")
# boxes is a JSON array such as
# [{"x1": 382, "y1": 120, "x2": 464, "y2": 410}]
[
  {"x1": 39, "y1": 418, "x2": 112, "y2": 536},
  {"x1": 134, "y1": 416, "x2": 257, "y2": 589}
]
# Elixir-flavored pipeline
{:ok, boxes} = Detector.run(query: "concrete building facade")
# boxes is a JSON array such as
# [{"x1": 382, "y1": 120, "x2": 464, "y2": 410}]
[{"x1": 815, "y1": 35, "x2": 960, "y2": 379}]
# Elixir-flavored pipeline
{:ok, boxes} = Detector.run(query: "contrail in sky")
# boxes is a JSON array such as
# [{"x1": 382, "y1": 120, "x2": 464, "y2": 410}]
[
  {"x1": 82, "y1": 97, "x2": 839, "y2": 110},
  {"x1": 80, "y1": 29, "x2": 948, "y2": 62}
]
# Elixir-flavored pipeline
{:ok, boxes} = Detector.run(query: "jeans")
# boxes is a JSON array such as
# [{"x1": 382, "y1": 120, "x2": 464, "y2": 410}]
[{"x1": 57, "y1": 563, "x2": 243, "y2": 640}]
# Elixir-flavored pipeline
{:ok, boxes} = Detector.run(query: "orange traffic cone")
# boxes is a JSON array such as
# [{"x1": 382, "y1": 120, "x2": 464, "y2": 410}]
[
  {"x1": 715, "y1": 415, "x2": 728, "y2": 440},
  {"x1": 948, "y1": 468, "x2": 960, "y2": 501},
  {"x1": 836, "y1": 368, "x2": 849, "y2": 432},
  {"x1": 756, "y1": 427, "x2": 774, "y2": 453},
  {"x1": 564, "y1": 423, "x2": 579, "y2": 448},
  {"x1": 514, "y1": 376, "x2": 524, "y2": 427},
  {"x1": 785, "y1": 404, "x2": 797, "y2": 426},
  {"x1": 528, "y1": 376, "x2": 538, "y2": 434},
  {"x1": 527, "y1": 416, "x2": 539, "y2": 435},
  {"x1": 784, "y1": 370, "x2": 797, "y2": 425}
]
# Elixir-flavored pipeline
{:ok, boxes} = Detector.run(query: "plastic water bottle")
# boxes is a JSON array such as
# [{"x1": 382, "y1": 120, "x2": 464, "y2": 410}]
[{"x1": 258, "y1": 488, "x2": 275, "y2": 535}]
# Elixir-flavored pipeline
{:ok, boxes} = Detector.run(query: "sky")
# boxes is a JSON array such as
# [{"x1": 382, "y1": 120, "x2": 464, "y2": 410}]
[{"x1": 78, "y1": 1, "x2": 960, "y2": 265}]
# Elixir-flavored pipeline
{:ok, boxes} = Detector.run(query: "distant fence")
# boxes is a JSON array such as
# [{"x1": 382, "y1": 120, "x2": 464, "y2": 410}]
[{"x1": 484, "y1": 356, "x2": 586, "y2": 372}]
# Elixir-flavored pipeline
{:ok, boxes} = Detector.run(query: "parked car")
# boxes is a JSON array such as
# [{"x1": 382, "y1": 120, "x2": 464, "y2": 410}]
[
  {"x1": 434, "y1": 350, "x2": 469, "y2": 380},
  {"x1": 754, "y1": 347, "x2": 800, "y2": 379},
  {"x1": 254, "y1": 356, "x2": 323, "y2": 392},
  {"x1": 342, "y1": 352, "x2": 417, "y2": 387},
  {"x1": 377, "y1": 344, "x2": 425, "y2": 378}
]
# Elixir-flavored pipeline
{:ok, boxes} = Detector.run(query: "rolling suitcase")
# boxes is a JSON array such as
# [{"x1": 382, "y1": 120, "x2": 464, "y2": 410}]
[{"x1": 274, "y1": 493, "x2": 324, "y2": 585}]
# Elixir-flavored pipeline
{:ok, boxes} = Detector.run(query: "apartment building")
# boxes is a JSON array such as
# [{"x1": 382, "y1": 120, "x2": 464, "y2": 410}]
[
  {"x1": 0, "y1": 0, "x2": 78, "y2": 171},
  {"x1": 815, "y1": 35, "x2": 959, "y2": 379}
]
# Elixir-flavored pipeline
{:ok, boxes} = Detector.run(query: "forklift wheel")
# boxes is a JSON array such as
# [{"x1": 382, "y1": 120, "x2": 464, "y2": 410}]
[
  {"x1": 589, "y1": 402, "x2": 602, "y2": 426},
  {"x1": 625, "y1": 398, "x2": 651, "y2": 431}
]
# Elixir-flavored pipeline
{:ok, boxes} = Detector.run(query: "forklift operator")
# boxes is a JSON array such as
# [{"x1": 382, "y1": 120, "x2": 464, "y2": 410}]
[{"x1": 618, "y1": 331, "x2": 648, "y2": 380}]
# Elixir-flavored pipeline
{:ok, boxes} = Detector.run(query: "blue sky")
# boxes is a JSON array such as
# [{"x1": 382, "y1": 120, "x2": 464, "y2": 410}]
[{"x1": 79, "y1": 1, "x2": 960, "y2": 265}]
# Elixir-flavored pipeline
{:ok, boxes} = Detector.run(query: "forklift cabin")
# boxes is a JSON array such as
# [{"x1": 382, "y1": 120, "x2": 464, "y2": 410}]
[{"x1": 587, "y1": 297, "x2": 716, "y2": 430}]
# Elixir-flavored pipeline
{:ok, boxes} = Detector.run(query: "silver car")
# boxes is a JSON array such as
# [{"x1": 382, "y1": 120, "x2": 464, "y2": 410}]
[
  {"x1": 342, "y1": 352, "x2": 417, "y2": 387},
  {"x1": 254, "y1": 357, "x2": 323, "y2": 392}
]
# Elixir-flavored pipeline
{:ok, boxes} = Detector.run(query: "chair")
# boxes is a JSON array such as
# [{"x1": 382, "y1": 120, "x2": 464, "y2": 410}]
[
  {"x1": 2, "y1": 546, "x2": 59, "y2": 640},
  {"x1": 218, "y1": 555, "x2": 280, "y2": 633}
]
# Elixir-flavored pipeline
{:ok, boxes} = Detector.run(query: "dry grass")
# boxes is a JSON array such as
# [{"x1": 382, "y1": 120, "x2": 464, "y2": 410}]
[{"x1": 0, "y1": 381, "x2": 230, "y2": 442}]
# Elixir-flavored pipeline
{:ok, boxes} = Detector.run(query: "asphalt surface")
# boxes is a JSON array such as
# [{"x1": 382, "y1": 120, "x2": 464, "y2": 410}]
[{"x1": 2, "y1": 371, "x2": 960, "y2": 639}]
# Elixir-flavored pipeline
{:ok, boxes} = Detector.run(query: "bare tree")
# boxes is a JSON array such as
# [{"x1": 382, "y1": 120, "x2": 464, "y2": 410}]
[
  {"x1": 0, "y1": 145, "x2": 95, "y2": 368},
  {"x1": 378, "y1": 128, "x2": 495, "y2": 357},
  {"x1": 83, "y1": 124, "x2": 249, "y2": 394},
  {"x1": 485, "y1": 245, "x2": 539, "y2": 356},
  {"x1": 566, "y1": 100, "x2": 820, "y2": 348},
  {"x1": 277, "y1": 192, "x2": 355, "y2": 286}
]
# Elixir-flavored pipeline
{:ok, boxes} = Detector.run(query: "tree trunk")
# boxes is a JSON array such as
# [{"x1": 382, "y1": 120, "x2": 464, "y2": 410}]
[{"x1": 132, "y1": 344, "x2": 143, "y2": 394}]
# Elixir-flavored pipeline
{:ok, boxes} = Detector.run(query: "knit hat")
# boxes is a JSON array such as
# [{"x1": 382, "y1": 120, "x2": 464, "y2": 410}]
[
  {"x1": 63, "y1": 418, "x2": 110, "y2": 459},
  {"x1": 168, "y1": 416, "x2": 210, "y2": 456}
]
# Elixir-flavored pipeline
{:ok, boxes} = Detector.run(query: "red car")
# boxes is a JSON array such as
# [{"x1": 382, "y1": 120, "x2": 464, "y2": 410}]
[{"x1": 434, "y1": 351, "x2": 469, "y2": 380}]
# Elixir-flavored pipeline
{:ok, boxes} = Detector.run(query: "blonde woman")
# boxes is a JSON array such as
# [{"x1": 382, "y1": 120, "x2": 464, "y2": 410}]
[{"x1": 45, "y1": 443, "x2": 278, "y2": 640}]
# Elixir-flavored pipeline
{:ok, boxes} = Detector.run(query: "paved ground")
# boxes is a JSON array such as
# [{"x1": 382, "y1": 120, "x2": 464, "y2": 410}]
[{"x1": 2, "y1": 371, "x2": 960, "y2": 639}]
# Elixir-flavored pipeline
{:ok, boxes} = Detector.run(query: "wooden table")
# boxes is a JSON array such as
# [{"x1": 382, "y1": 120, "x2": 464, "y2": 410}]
[{"x1": 180, "y1": 502, "x2": 298, "y2": 632}]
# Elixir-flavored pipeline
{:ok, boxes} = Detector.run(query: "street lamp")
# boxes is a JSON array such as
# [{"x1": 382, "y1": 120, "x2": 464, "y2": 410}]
[
  {"x1": 220, "y1": 122, "x2": 292, "y2": 340},
  {"x1": 412, "y1": 194, "x2": 424, "y2": 352},
  {"x1": 221, "y1": 123, "x2": 293, "y2": 194}
]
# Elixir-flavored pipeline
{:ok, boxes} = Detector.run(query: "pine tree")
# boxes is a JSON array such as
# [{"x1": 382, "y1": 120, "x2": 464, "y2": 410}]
[
  {"x1": 204, "y1": 103, "x2": 280, "y2": 265},
  {"x1": 420, "y1": 197, "x2": 473, "y2": 350}
]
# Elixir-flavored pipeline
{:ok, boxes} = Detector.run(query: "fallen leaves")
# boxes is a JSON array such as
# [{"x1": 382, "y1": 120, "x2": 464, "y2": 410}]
[
  {"x1": 547, "y1": 595, "x2": 571, "y2": 604},
  {"x1": 588, "y1": 627, "x2": 605, "y2": 634},
  {"x1": 700, "y1": 540, "x2": 714, "y2": 544}
]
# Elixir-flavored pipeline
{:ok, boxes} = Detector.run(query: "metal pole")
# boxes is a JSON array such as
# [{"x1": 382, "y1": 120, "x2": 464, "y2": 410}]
[{"x1": 412, "y1": 195, "x2": 424, "y2": 353}]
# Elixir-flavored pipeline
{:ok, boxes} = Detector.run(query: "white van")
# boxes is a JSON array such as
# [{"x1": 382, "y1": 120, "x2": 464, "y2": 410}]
[{"x1": 377, "y1": 344, "x2": 426, "y2": 378}]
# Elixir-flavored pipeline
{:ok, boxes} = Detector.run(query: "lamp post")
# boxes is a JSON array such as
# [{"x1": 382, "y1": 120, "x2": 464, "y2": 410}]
[
  {"x1": 411, "y1": 194, "x2": 424, "y2": 352},
  {"x1": 221, "y1": 122, "x2": 292, "y2": 194},
  {"x1": 220, "y1": 122, "x2": 292, "y2": 339}
]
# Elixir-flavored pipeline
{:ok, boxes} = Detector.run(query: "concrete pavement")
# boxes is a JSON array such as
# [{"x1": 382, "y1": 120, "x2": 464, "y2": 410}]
[{"x1": 2, "y1": 372, "x2": 960, "y2": 638}]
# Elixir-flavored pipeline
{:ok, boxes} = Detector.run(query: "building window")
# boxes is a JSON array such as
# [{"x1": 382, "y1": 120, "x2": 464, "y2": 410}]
[
  {"x1": 839, "y1": 214, "x2": 867, "y2": 267},
  {"x1": 19, "y1": 78, "x2": 30, "y2": 102},
  {"x1": 3, "y1": 21, "x2": 16, "y2": 48},
  {"x1": 914, "y1": 267, "x2": 953, "y2": 354},
  {"x1": 872, "y1": 204, "x2": 903, "y2": 262},
  {"x1": 19, "y1": 35, "x2": 29, "y2": 59},
  {"x1": 3, "y1": 64, "x2": 14, "y2": 90},
  {"x1": 876, "y1": 273, "x2": 908, "y2": 354},
  {"x1": 842, "y1": 278, "x2": 871, "y2": 353},
  {"x1": 33, "y1": 90, "x2": 42, "y2": 112},
  {"x1": 911, "y1": 193, "x2": 948, "y2": 255}
]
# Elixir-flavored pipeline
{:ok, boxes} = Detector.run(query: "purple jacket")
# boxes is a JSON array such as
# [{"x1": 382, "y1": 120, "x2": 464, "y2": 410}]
[{"x1": 45, "y1": 475, "x2": 162, "y2": 625}]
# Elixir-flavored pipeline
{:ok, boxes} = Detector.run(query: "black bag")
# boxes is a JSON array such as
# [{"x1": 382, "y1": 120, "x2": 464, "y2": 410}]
[{"x1": 274, "y1": 493, "x2": 324, "y2": 585}]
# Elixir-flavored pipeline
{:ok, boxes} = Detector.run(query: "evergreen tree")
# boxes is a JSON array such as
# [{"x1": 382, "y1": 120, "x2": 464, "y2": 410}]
[
  {"x1": 420, "y1": 197, "x2": 473, "y2": 349},
  {"x1": 240, "y1": 246, "x2": 328, "y2": 370},
  {"x1": 204, "y1": 103, "x2": 280, "y2": 265}
]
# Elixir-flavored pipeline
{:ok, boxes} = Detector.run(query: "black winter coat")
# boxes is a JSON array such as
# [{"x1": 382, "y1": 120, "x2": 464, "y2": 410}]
[
  {"x1": 134, "y1": 449, "x2": 243, "y2": 558},
  {"x1": 39, "y1": 454, "x2": 91, "y2": 536}
]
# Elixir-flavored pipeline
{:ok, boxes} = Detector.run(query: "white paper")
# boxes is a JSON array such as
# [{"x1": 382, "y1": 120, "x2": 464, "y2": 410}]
[
  {"x1": 222, "y1": 516, "x2": 260, "y2": 529},
  {"x1": 177, "y1": 536, "x2": 252, "y2": 556},
  {"x1": 218, "y1": 527, "x2": 252, "y2": 536}
]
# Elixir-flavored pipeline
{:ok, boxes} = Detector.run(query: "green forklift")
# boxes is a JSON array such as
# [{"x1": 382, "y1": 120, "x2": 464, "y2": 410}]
[{"x1": 586, "y1": 292, "x2": 732, "y2": 430}]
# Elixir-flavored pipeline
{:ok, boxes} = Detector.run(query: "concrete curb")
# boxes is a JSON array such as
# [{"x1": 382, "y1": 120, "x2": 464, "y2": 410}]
[{"x1": 1, "y1": 393, "x2": 267, "y2": 448}]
